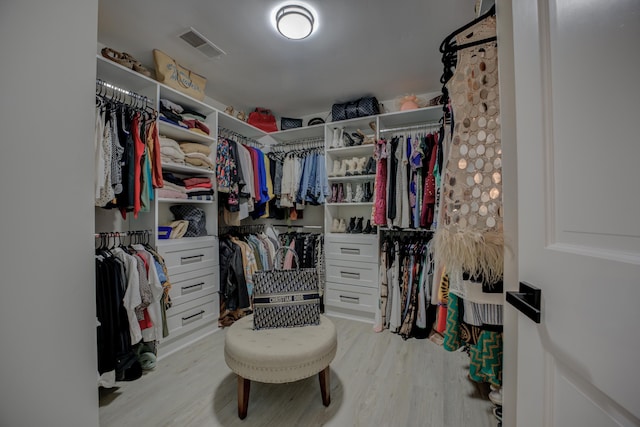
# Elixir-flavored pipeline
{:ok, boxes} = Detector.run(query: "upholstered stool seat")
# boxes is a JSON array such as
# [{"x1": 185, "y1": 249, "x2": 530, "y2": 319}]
[{"x1": 224, "y1": 314, "x2": 337, "y2": 419}]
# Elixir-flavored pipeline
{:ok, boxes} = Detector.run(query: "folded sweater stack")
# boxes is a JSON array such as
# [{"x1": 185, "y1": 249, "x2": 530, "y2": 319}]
[
  {"x1": 159, "y1": 137, "x2": 214, "y2": 171},
  {"x1": 159, "y1": 99, "x2": 210, "y2": 136},
  {"x1": 159, "y1": 172, "x2": 214, "y2": 201}
]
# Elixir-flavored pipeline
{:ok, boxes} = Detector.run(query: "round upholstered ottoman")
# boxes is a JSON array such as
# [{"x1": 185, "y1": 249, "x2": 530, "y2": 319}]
[{"x1": 224, "y1": 314, "x2": 337, "y2": 419}]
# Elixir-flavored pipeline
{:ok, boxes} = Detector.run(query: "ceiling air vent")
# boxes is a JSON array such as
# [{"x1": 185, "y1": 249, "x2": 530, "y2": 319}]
[{"x1": 178, "y1": 27, "x2": 226, "y2": 59}]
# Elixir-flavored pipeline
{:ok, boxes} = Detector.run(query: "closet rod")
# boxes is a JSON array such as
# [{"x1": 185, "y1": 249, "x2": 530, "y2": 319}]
[
  {"x1": 218, "y1": 127, "x2": 261, "y2": 147},
  {"x1": 95, "y1": 79, "x2": 154, "y2": 109},
  {"x1": 272, "y1": 224, "x2": 323, "y2": 229},
  {"x1": 270, "y1": 137, "x2": 324, "y2": 152},
  {"x1": 379, "y1": 121, "x2": 443, "y2": 134},
  {"x1": 94, "y1": 229, "x2": 153, "y2": 238}
]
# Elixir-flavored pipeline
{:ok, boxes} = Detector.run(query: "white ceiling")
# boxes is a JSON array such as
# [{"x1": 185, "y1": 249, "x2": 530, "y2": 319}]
[{"x1": 98, "y1": 0, "x2": 478, "y2": 117}]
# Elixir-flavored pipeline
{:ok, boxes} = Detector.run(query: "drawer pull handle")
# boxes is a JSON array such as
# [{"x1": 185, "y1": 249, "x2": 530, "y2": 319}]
[
  {"x1": 341, "y1": 271, "x2": 360, "y2": 279},
  {"x1": 182, "y1": 310, "x2": 205, "y2": 323},
  {"x1": 340, "y1": 295, "x2": 359, "y2": 304},
  {"x1": 340, "y1": 247, "x2": 360, "y2": 255},
  {"x1": 180, "y1": 254, "x2": 204, "y2": 265},
  {"x1": 181, "y1": 282, "x2": 204, "y2": 293}
]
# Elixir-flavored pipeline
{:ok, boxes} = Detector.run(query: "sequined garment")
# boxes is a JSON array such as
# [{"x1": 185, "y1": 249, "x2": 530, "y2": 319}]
[{"x1": 434, "y1": 15, "x2": 504, "y2": 284}]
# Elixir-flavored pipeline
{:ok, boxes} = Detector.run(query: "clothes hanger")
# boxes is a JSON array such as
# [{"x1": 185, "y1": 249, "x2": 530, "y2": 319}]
[{"x1": 439, "y1": 4, "x2": 495, "y2": 55}]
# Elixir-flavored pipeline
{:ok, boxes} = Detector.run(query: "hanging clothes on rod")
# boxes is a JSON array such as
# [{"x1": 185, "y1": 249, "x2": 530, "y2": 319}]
[
  {"x1": 94, "y1": 230, "x2": 171, "y2": 388},
  {"x1": 95, "y1": 80, "x2": 161, "y2": 219},
  {"x1": 267, "y1": 138, "x2": 329, "y2": 221},
  {"x1": 218, "y1": 224, "x2": 280, "y2": 327},
  {"x1": 372, "y1": 122, "x2": 444, "y2": 231}
]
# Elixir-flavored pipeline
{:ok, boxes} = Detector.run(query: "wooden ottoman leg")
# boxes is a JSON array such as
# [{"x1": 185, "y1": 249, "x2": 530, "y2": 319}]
[
  {"x1": 237, "y1": 375, "x2": 250, "y2": 419},
  {"x1": 318, "y1": 366, "x2": 331, "y2": 406}
]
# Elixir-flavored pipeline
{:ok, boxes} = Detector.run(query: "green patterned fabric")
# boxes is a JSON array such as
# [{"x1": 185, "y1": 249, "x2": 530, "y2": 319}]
[{"x1": 444, "y1": 293, "x2": 503, "y2": 387}]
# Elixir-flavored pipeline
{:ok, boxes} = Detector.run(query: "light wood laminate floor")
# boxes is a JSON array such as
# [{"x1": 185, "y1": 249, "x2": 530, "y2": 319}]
[{"x1": 99, "y1": 316, "x2": 498, "y2": 427}]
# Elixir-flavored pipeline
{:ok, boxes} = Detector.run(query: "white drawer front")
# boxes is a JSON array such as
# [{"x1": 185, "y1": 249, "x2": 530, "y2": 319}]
[
  {"x1": 168, "y1": 268, "x2": 218, "y2": 306},
  {"x1": 325, "y1": 235, "x2": 378, "y2": 263},
  {"x1": 165, "y1": 293, "x2": 219, "y2": 338},
  {"x1": 158, "y1": 237, "x2": 218, "y2": 274},
  {"x1": 325, "y1": 282, "x2": 377, "y2": 314},
  {"x1": 326, "y1": 259, "x2": 378, "y2": 289}
]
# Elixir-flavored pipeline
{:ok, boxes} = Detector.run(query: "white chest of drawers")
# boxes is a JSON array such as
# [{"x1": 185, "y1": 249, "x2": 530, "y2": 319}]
[
  {"x1": 324, "y1": 233, "x2": 379, "y2": 322},
  {"x1": 156, "y1": 236, "x2": 220, "y2": 357}
]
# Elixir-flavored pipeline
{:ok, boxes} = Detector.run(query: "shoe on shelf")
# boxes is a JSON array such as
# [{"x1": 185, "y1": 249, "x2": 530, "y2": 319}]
[
  {"x1": 346, "y1": 217, "x2": 356, "y2": 233},
  {"x1": 344, "y1": 158, "x2": 355, "y2": 176},
  {"x1": 329, "y1": 159, "x2": 340, "y2": 177},
  {"x1": 488, "y1": 388, "x2": 503, "y2": 406},
  {"x1": 363, "y1": 219, "x2": 372, "y2": 233},
  {"x1": 370, "y1": 224, "x2": 378, "y2": 234},
  {"x1": 365, "y1": 156, "x2": 376, "y2": 175},
  {"x1": 337, "y1": 183, "x2": 345, "y2": 203},
  {"x1": 330, "y1": 218, "x2": 340, "y2": 233},
  {"x1": 331, "y1": 127, "x2": 344, "y2": 148},
  {"x1": 354, "y1": 157, "x2": 367, "y2": 175},
  {"x1": 343, "y1": 132, "x2": 356, "y2": 147},
  {"x1": 354, "y1": 183, "x2": 364, "y2": 203},
  {"x1": 337, "y1": 159, "x2": 347, "y2": 177},
  {"x1": 345, "y1": 183, "x2": 353, "y2": 203},
  {"x1": 338, "y1": 218, "x2": 347, "y2": 233},
  {"x1": 351, "y1": 132, "x2": 364, "y2": 145},
  {"x1": 369, "y1": 121, "x2": 377, "y2": 133},
  {"x1": 329, "y1": 184, "x2": 338, "y2": 203},
  {"x1": 352, "y1": 217, "x2": 364, "y2": 233}
]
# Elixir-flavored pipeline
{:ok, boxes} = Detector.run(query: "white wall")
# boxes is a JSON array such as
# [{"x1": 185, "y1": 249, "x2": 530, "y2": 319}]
[{"x1": 0, "y1": 1, "x2": 100, "y2": 426}]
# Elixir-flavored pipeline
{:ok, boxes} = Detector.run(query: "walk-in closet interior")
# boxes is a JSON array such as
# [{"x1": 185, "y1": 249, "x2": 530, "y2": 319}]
[{"x1": 2, "y1": 0, "x2": 509, "y2": 426}]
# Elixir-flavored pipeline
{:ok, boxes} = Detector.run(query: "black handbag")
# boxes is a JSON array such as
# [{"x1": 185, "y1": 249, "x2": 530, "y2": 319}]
[
  {"x1": 331, "y1": 96, "x2": 380, "y2": 122},
  {"x1": 280, "y1": 117, "x2": 303, "y2": 130}
]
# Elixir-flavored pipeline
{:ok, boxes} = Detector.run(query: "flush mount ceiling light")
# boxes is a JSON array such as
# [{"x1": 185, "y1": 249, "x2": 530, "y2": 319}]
[{"x1": 274, "y1": 4, "x2": 316, "y2": 40}]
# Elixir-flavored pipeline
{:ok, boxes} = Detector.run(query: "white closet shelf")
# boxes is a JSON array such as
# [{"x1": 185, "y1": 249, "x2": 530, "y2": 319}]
[
  {"x1": 325, "y1": 145, "x2": 375, "y2": 158},
  {"x1": 328, "y1": 116, "x2": 377, "y2": 131},
  {"x1": 326, "y1": 202, "x2": 373, "y2": 207},
  {"x1": 158, "y1": 197, "x2": 213, "y2": 204},
  {"x1": 328, "y1": 174, "x2": 375, "y2": 182},
  {"x1": 158, "y1": 86, "x2": 216, "y2": 116},
  {"x1": 269, "y1": 123, "x2": 325, "y2": 142},
  {"x1": 96, "y1": 55, "x2": 156, "y2": 93},
  {"x1": 156, "y1": 235, "x2": 217, "y2": 247},
  {"x1": 378, "y1": 106, "x2": 443, "y2": 131},
  {"x1": 218, "y1": 112, "x2": 267, "y2": 140},
  {"x1": 161, "y1": 163, "x2": 215, "y2": 175},
  {"x1": 158, "y1": 121, "x2": 216, "y2": 145}
]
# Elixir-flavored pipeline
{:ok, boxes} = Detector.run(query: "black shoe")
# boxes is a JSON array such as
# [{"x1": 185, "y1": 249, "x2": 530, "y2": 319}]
[
  {"x1": 370, "y1": 225, "x2": 377, "y2": 234},
  {"x1": 365, "y1": 157, "x2": 376, "y2": 175},
  {"x1": 352, "y1": 217, "x2": 363, "y2": 233},
  {"x1": 364, "y1": 182, "x2": 373, "y2": 202},
  {"x1": 351, "y1": 132, "x2": 364, "y2": 145},
  {"x1": 346, "y1": 217, "x2": 356, "y2": 233},
  {"x1": 343, "y1": 132, "x2": 356, "y2": 147},
  {"x1": 363, "y1": 219, "x2": 372, "y2": 233}
]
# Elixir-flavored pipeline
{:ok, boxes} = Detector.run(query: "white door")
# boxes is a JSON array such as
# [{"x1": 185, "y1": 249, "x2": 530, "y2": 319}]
[{"x1": 510, "y1": 0, "x2": 640, "y2": 426}]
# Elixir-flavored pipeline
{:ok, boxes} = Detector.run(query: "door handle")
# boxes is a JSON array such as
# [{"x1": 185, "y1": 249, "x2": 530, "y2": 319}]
[{"x1": 506, "y1": 281, "x2": 541, "y2": 323}]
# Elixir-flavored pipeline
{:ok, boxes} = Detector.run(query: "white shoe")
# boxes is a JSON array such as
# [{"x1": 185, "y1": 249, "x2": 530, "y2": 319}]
[
  {"x1": 332, "y1": 127, "x2": 344, "y2": 148},
  {"x1": 337, "y1": 218, "x2": 347, "y2": 233},
  {"x1": 489, "y1": 388, "x2": 502, "y2": 406},
  {"x1": 354, "y1": 183, "x2": 364, "y2": 203},
  {"x1": 345, "y1": 183, "x2": 353, "y2": 203},
  {"x1": 329, "y1": 159, "x2": 340, "y2": 177},
  {"x1": 330, "y1": 218, "x2": 340, "y2": 233}
]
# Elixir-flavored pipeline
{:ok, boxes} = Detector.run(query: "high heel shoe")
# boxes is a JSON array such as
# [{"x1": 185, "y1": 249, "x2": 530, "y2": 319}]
[
  {"x1": 329, "y1": 184, "x2": 338, "y2": 203},
  {"x1": 337, "y1": 159, "x2": 347, "y2": 177},
  {"x1": 329, "y1": 159, "x2": 341, "y2": 177},
  {"x1": 343, "y1": 132, "x2": 356, "y2": 147},
  {"x1": 345, "y1": 183, "x2": 353, "y2": 203},
  {"x1": 352, "y1": 217, "x2": 364, "y2": 233},
  {"x1": 351, "y1": 132, "x2": 364, "y2": 146},
  {"x1": 365, "y1": 156, "x2": 376, "y2": 175},
  {"x1": 353, "y1": 157, "x2": 367, "y2": 175},
  {"x1": 344, "y1": 158, "x2": 356, "y2": 176},
  {"x1": 346, "y1": 217, "x2": 356, "y2": 233}
]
